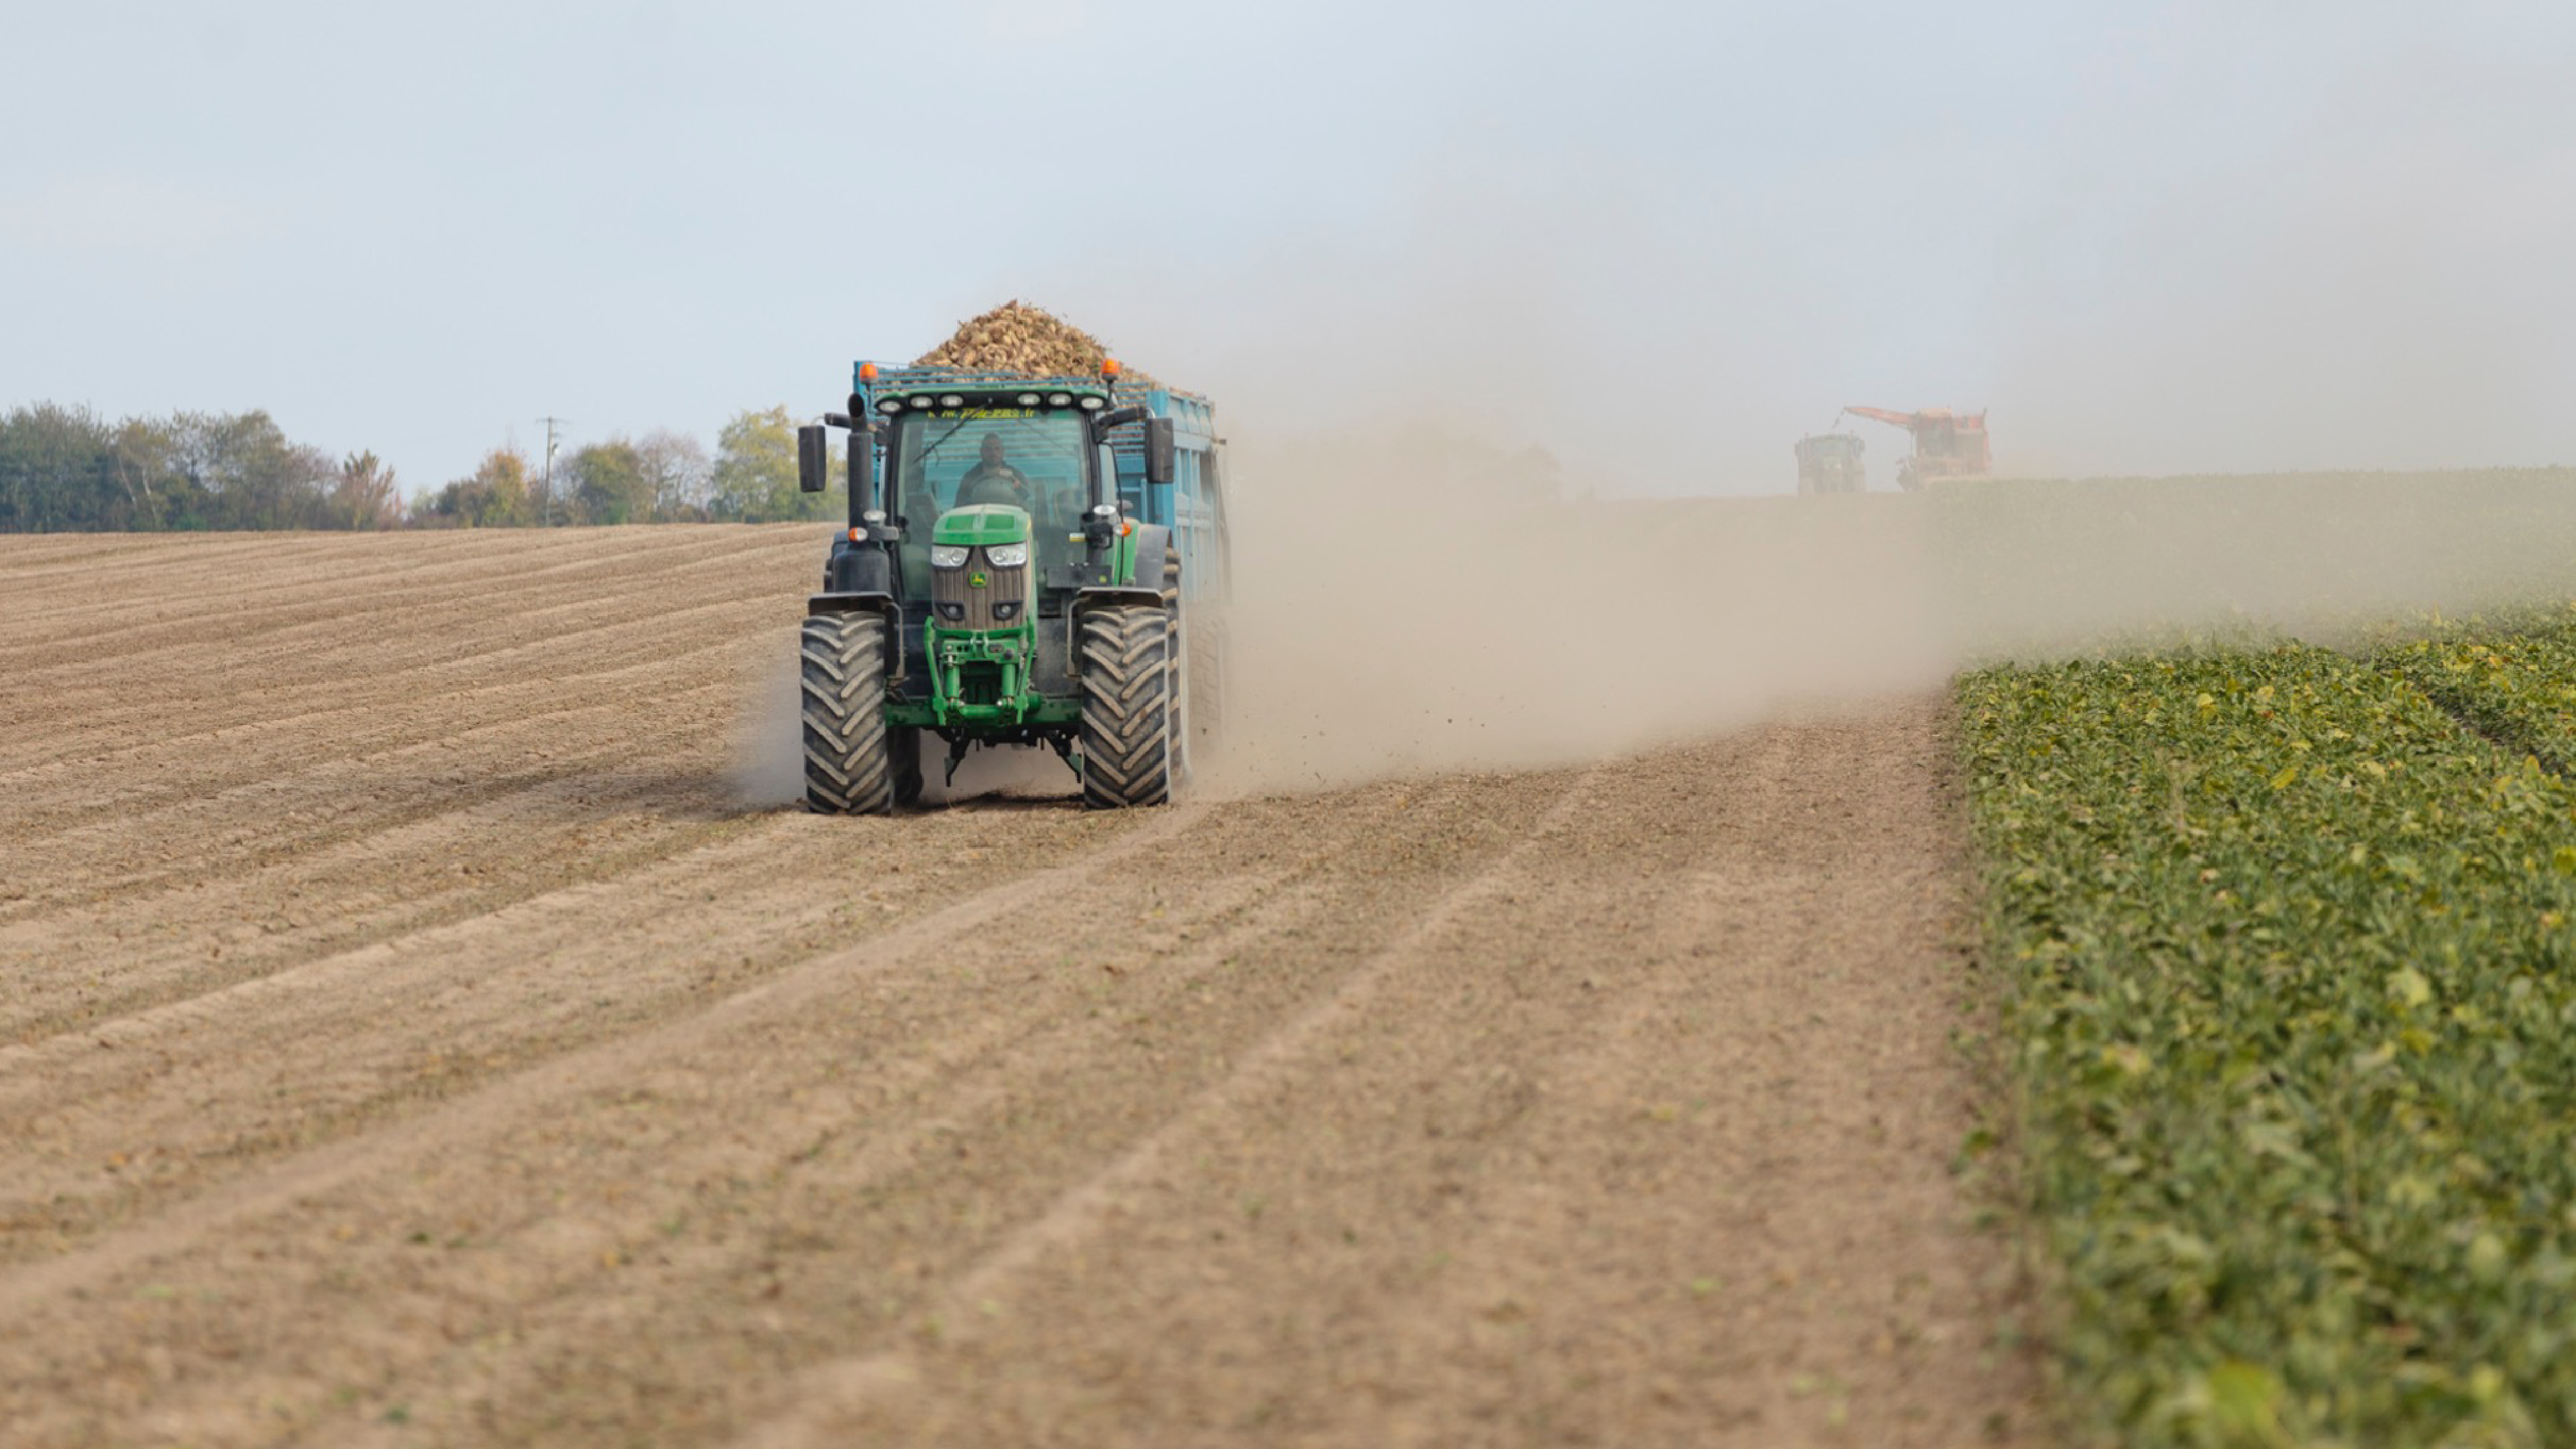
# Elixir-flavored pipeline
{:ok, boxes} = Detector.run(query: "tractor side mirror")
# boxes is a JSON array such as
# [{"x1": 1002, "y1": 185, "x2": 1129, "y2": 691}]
[
  {"x1": 797, "y1": 424, "x2": 829, "y2": 494},
  {"x1": 1144, "y1": 418, "x2": 1175, "y2": 486}
]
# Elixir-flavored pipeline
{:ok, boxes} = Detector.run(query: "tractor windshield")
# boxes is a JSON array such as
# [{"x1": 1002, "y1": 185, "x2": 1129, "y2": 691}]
[
  {"x1": 887, "y1": 408, "x2": 1090, "y2": 535},
  {"x1": 887, "y1": 406, "x2": 1092, "y2": 599}
]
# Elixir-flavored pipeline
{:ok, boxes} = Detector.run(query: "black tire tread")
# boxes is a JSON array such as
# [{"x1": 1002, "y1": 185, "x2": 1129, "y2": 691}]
[
  {"x1": 1077, "y1": 605, "x2": 1173, "y2": 810},
  {"x1": 800, "y1": 612, "x2": 895, "y2": 815}
]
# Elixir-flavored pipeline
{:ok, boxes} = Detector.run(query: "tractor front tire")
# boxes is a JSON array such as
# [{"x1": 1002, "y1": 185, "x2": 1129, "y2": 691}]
[
  {"x1": 800, "y1": 612, "x2": 895, "y2": 815},
  {"x1": 1077, "y1": 603, "x2": 1176, "y2": 810}
]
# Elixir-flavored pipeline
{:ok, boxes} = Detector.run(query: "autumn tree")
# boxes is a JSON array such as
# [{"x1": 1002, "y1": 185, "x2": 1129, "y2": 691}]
[
  {"x1": 329, "y1": 450, "x2": 403, "y2": 530},
  {"x1": 567, "y1": 437, "x2": 653, "y2": 525},
  {"x1": 636, "y1": 430, "x2": 713, "y2": 522},
  {"x1": 169, "y1": 411, "x2": 334, "y2": 530},
  {"x1": 419, "y1": 448, "x2": 536, "y2": 527},
  {"x1": 106, "y1": 416, "x2": 184, "y2": 529},
  {"x1": 0, "y1": 404, "x2": 118, "y2": 530},
  {"x1": 711, "y1": 406, "x2": 840, "y2": 522},
  {"x1": 0, "y1": 406, "x2": 371, "y2": 532}
]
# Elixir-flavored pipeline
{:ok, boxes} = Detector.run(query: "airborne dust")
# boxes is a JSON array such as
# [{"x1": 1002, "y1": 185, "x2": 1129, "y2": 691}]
[
  {"x1": 745, "y1": 75, "x2": 2576, "y2": 809},
  {"x1": 738, "y1": 337, "x2": 2576, "y2": 806},
  {"x1": 993, "y1": 93, "x2": 2575, "y2": 794},
  {"x1": 1204, "y1": 449, "x2": 2576, "y2": 795}
]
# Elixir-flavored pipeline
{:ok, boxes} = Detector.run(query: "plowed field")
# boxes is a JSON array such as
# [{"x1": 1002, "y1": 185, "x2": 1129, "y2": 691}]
[{"x1": 1, "y1": 528, "x2": 2030, "y2": 1446}]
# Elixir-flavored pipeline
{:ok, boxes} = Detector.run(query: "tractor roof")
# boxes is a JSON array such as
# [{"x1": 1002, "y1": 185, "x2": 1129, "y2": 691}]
[
  {"x1": 853, "y1": 362, "x2": 1217, "y2": 444},
  {"x1": 859, "y1": 363, "x2": 1207, "y2": 406}
]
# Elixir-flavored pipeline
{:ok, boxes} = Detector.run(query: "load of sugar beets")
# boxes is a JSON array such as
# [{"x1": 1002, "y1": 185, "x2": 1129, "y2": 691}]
[{"x1": 790, "y1": 302, "x2": 1229, "y2": 815}]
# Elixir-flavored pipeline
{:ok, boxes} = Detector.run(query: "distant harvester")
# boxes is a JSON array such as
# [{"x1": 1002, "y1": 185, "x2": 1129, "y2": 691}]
[{"x1": 1842, "y1": 406, "x2": 1991, "y2": 491}]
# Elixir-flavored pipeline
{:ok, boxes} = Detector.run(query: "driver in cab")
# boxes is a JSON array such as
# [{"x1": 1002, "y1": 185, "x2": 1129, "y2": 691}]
[{"x1": 956, "y1": 434, "x2": 1033, "y2": 511}]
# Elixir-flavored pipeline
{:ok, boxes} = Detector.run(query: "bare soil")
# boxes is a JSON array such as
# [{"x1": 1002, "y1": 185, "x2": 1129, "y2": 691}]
[{"x1": 0, "y1": 527, "x2": 2031, "y2": 1447}]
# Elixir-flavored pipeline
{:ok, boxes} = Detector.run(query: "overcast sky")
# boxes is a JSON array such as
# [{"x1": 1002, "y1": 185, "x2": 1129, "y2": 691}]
[{"x1": 6, "y1": 1, "x2": 2573, "y2": 494}]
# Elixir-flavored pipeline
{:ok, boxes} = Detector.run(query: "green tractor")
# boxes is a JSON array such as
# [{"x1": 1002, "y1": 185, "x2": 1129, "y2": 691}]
[{"x1": 795, "y1": 360, "x2": 1230, "y2": 812}]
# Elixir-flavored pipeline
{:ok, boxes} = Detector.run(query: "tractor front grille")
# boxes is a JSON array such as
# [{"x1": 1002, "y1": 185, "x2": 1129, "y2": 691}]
[
  {"x1": 955, "y1": 661, "x2": 1006, "y2": 706},
  {"x1": 930, "y1": 547, "x2": 1028, "y2": 630}
]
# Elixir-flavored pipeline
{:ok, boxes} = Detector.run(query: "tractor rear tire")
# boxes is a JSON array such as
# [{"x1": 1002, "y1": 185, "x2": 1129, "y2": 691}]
[
  {"x1": 1076, "y1": 603, "x2": 1175, "y2": 810},
  {"x1": 800, "y1": 612, "x2": 895, "y2": 815}
]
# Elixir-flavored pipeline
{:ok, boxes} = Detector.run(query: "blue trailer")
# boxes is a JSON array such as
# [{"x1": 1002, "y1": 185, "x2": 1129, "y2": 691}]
[{"x1": 791, "y1": 359, "x2": 1230, "y2": 812}]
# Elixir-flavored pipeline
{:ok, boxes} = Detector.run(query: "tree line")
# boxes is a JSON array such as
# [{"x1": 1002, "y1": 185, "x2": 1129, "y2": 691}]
[{"x1": 0, "y1": 403, "x2": 844, "y2": 533}]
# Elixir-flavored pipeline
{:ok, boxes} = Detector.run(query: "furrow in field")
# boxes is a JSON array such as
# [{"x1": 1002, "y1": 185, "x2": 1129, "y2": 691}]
[
  {"x1": 0, "y1": 530, "x2": 2023, "y2": 1449},
  {"x1": 0, "y1": 620, "x2": 758, "y2": 831},
  {"x1": 0, "y1": 531, "x2": 601, "y2": 639},
  {"x1": 0, "y1": 527, "x2": 799, "y2": 647},
  {"x1": 0, "y1": 534, "x2": 810, "y2": 755},
  {"x1": 0, "y1": 773, "x2": 1560, "y2": 1448},
  {"x1": 0, "y1": 722, "x2": 766, "y2": 1041},
  {"x1": 0, "y1": 668, "x2": 742, "y2": 933},
  {"x1": 0, "y1": 530, "x2": 696, "y2": 662},
  {"x1": 0, "y1": 799, "x2": 1144, "y2": 1267},
  {"x1": 0, "y1": 532, "x2": 797, "y2": 696},
  {"x1": 735, "y1": 709, "x2": 2031, "y2": 1449}
]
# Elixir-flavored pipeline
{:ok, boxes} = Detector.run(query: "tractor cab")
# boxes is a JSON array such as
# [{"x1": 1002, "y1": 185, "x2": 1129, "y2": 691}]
[
  {"x1": 882, "y1": 402, "x2": 1099, "y2": 607},
  {"x1": 792, "y1": 351, "x2": 1224, "y2": 813}
]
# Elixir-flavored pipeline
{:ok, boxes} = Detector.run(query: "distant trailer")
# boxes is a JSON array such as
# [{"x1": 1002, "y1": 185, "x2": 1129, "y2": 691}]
[{"x1": 1794, "y1": 431, "x2": 1867, "y2": 495}]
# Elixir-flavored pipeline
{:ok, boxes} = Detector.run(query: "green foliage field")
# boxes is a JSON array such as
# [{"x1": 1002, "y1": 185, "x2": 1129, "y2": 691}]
[
  {"x1": 1962, "y1": 637, "x2": 2576, "y2": 1447},
  {"x1": 2385, "y1": 607, "x2": 2576, "y2": 777}
]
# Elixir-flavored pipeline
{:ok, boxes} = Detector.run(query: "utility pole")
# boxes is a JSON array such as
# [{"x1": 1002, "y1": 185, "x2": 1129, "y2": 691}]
[{"x1": 539, "y1": 417, "x2": 569, "y2": 525}]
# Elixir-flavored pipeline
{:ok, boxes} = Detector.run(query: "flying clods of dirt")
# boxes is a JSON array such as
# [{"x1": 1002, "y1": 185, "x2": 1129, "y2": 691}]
[{"x1": 912, "y1": 299, "x2": 1159, "y2": 385}]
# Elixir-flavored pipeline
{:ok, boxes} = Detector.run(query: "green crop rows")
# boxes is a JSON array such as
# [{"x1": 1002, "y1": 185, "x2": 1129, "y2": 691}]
[
  {"x1": 2385, "y1": 606, "x2": 2576, "y2": 777},
  {"x1": 1962, "y1": 636, "x2": 2576, "y2": 1447}
]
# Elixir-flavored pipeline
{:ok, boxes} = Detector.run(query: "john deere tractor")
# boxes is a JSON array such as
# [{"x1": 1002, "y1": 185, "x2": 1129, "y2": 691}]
[{"x1": 795, "y1": 361, "x2": 1230, "y2": 812}]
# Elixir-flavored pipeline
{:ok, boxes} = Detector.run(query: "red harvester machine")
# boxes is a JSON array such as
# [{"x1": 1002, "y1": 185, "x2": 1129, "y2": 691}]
[{"x1": 1842, "y1": 406, "x2": 1990, "y2": 491}]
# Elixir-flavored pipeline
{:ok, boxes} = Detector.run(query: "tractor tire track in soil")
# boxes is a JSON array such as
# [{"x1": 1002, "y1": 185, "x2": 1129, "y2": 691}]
[{"x1": 0, "y1": 529, "x2": 2032, "y2": 1446}]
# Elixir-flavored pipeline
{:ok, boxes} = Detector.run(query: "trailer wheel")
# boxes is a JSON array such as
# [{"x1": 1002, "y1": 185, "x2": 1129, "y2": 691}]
[
  {"x1": 800, "y1": 612, "x2": 895, "y2": 815},
  {"x1": 1076, "y1": 603, "x2": 1175, "y2": 810}
]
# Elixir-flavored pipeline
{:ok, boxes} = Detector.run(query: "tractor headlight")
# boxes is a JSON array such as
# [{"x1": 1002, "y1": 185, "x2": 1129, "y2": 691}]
[
  {"x1": 985, "y1": 542, "x2": 1028, "y2": 567},
  {"x1": 929, "y1": 545, "x2": 971, "y2": 569}
]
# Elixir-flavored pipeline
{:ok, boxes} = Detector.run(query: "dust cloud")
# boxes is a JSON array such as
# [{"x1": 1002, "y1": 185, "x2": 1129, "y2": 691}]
[
  {"x1": 1929, "y1": 471, "x2": 2576, "y2": 658},
  {"x1": 731, "y1": 656, "x2": 806, "y2": 808},
  {"x1": 740, "y1": 465, "x2": 2576, "y2": 808},
  {"x1": 1067, "y1": 73, "x2": 2575, "y2": 793},
  {"x1": 1202, "y1": 422, "x2": 1951, "y2": 793},
  {"x1": 779, "y1": 25, "x2": 2576, "y2": 800},
  {"x1": 1200, "y1": 463, "x2": 2576, "y2": 793}
]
